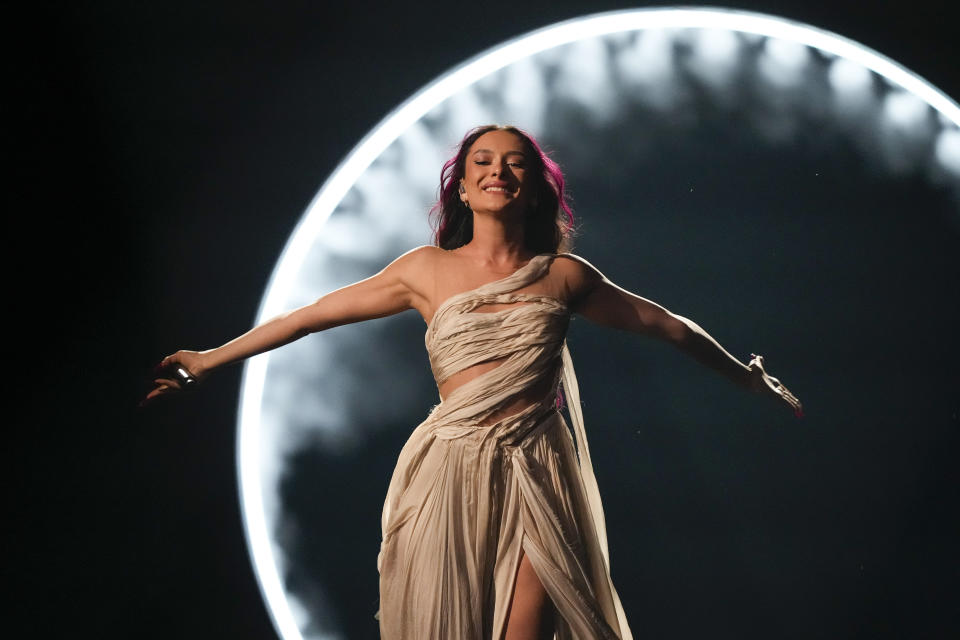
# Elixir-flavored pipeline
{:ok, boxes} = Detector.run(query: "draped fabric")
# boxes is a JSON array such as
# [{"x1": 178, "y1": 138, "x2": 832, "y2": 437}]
[{"x1": 377, "y1": 253, "x2": 633, "y2": 640}]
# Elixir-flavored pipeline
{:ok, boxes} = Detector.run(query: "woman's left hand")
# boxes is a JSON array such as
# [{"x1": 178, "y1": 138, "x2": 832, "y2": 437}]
[{"x1": 747, "y1": 354, "x2": 803, "y2": 418}]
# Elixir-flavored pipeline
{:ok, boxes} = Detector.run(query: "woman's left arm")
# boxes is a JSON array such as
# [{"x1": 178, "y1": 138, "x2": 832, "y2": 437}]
[{"x1": 561, "y1": 255, "x2": 803, "y2": 416}]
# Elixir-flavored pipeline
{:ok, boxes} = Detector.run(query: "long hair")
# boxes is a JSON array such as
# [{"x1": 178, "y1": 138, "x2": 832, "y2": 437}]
[{"x1": 429, "y1": 125, "x2": 575, "y2": 254}]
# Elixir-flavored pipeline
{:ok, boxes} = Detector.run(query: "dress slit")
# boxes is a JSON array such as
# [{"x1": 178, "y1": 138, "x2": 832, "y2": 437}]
[
  {"x1": 498, "y1": 540, "x2": 558, "y2": 640},
  {"x1": 377, "y1": 254, "x2": 633, "y2": 639}
]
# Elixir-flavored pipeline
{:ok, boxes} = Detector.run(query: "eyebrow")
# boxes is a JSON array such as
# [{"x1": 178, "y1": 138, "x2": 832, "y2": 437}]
[{"x1": 471, "y1": 149, "x2": 527, "y2": 156}]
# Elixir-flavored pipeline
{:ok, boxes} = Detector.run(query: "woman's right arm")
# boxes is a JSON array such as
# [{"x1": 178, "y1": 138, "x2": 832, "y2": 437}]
[{"x1": 144, "y1": 246, "x2": 436, "y2": 404}]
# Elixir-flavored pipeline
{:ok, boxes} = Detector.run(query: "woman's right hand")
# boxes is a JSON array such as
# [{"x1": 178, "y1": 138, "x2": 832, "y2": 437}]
[
  {"x1": 746, "y1": 354, "x2": 804, "y2": 418},
  {"x1": 141, "y1": 350, "x2": 211, "y2": 406}
]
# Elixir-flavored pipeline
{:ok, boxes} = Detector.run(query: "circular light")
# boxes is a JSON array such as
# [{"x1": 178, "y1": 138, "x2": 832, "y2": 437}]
[
  {"x1": 237, "y1": 9, "x2": 960, "y2": 640},
  {"x1": 936, "y1": 129, "x2": 960, "y2": 175}
]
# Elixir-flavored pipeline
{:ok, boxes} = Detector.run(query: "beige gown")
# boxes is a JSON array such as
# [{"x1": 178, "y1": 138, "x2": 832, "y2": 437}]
[{"x1": 377, "y1": 253, "x2": 633, "y2": 639}]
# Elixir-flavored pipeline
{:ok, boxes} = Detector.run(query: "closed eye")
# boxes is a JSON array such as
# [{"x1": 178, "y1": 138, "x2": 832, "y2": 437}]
[{"x1": 473, "y1": 160, "x2": 524, "y2": 168}]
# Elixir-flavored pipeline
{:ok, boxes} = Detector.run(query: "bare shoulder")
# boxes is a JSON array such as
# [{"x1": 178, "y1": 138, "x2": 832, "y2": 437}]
[
  {"x1": 381, "y1": 245, "x2": 442, "y2": 279},
  {"x1": 553, "y1": 252, "x2": 604, "y2": 277},
  {"x1": 385, "y1": 244, "x2": 442, "y2": 268},
  {"x1": 552, "y1": 252, "x2": 606, "y2": 303},
  {"x1": 377, "y1": 245, "x2": 444, "y2": 314}
]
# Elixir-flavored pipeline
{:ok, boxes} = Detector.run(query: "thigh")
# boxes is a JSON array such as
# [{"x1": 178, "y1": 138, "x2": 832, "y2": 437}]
[{"x1": 503, "y1": 550, "x2": 555, "y2": 640}]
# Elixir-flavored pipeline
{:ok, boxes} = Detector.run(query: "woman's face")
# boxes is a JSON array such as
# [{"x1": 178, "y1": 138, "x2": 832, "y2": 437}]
[{"x1": 460, "y1": 129, "x2": 534, "y2": 217}]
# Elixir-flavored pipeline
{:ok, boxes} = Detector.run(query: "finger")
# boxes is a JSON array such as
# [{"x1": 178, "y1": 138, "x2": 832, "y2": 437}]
[
  {"x1": 790, "y1": 395, "x2": 804, "y2": 417},
  {"x1": 778, "y1": 387, "x2": 803, "y2": 416},
  {"x1": 141, "y1": 384, "x2": 177, "y2": 407},
  {"x1": 144, "y1": 387, "x2": 168, "y2": 402},
  {"x1": 142, "y1": 384, "x2": 168, "y2": 403},
  {"x1": 156, "y1": 352, "x2": 182, "y2": 371},
  {"x1": 767, "y1": 378, "x2": 799, "y2": 410},
  {"x1": 153, "y1": 377, "x2": 182, "y2": 391},
  {"x1": 149, "y1": 382, "x2": 173, "y2": 396}
]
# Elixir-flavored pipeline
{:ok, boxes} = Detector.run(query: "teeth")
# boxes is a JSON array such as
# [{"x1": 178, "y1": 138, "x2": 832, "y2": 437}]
[{"x1": 484, "y1": 187, "x2": 508, "y2": 192}]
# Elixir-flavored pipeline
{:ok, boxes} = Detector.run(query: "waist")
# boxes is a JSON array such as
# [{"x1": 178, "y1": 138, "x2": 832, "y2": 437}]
[{"x1": 428, "y1": 391, "x2": 559, "y2": 443}]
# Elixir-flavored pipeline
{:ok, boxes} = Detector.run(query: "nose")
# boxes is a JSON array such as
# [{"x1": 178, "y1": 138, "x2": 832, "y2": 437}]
[{"x1": 491, "y1": 159, "x2": 511, "y2": 176}]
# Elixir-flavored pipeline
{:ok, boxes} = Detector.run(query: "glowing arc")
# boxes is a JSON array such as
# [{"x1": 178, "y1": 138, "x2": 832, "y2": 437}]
[{"x1": 237, "y1": 8, "x2": 960, "y2": 640}]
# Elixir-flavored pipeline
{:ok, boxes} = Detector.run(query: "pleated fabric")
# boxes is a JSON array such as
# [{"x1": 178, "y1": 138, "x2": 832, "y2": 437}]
[{"x1": 377, "y1": 253, "x2": 633, "y2": 640}]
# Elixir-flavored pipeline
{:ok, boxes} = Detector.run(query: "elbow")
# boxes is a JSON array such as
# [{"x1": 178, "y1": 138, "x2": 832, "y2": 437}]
[
  {"x1": 291, "y1": 304, "x2": 329, "y2": 337},
  {"x1": 292, "y1": 325, "x2": 313, "y2": 341},
  {"x1": 660, "y1": 313, "x2": 691, "y2": 345}
]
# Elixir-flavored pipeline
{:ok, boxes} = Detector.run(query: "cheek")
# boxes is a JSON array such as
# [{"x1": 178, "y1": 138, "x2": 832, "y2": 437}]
[{"x1": 463, "y1": 165, "x2": 482, "y2": 185}]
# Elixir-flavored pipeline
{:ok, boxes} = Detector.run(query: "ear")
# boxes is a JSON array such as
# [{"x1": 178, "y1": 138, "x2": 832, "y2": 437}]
[{"x1": 459, "y1": 181, "x2": 468, "y2": 202}]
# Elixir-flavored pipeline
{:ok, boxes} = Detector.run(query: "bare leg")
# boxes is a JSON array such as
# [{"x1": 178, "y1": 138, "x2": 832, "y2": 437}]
[{"x1": 503, "y1": 550, "x2": 555, "y2": 640}]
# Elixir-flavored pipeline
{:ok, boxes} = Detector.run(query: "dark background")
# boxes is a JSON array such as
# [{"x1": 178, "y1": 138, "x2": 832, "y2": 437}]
[{"x1": 13, "y1": 1, "x2": 958, "y2": 638}]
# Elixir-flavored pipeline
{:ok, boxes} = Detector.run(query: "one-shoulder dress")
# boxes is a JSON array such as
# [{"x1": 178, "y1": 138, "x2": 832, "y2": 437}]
[{"x1": 377, "y1": 253, "x2": 633, "y2": 640}]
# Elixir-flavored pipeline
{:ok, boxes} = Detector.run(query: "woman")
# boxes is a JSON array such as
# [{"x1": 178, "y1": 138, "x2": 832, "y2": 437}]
[{"x1": 146, "y1": 125, "x2": 802, "y2": 640}]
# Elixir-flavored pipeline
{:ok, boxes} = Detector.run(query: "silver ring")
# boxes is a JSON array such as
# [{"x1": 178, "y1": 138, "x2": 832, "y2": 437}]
[{"x1": 174, "y1": 366, "x2": 197, "y2": 386}]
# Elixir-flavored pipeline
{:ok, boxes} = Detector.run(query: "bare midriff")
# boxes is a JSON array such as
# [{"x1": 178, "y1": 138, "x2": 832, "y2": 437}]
[
  {"x1": 430, "y1": 300, "x2": 559, "y2": 426},
  {"x1": 438, "y1": 366, "x2": 555, "y2": 426}
]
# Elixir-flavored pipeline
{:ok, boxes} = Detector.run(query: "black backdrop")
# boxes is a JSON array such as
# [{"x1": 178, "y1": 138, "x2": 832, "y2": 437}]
[{"x1": 12, "y1": 1, "x2": 959, "y2": 638}]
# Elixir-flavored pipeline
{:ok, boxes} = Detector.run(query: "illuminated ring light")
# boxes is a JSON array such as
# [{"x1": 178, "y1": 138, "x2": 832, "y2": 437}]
[{"x1": 238, "y1": 8, "x2": 960, "y2": 640}]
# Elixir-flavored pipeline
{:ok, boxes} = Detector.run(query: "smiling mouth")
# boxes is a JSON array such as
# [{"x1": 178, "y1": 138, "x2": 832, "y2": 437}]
[{"x1": 483, "y1": 186, "x2": 512, "y2": 193}]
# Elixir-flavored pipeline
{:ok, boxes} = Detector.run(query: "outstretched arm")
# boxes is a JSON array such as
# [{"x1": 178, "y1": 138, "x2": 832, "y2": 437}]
[
  {"x1": 559, "y1": 254, "x2": 802, "y2": 416},
  {"x1": 144, "y1": 246, "x2": 435, "y2": 404}
]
